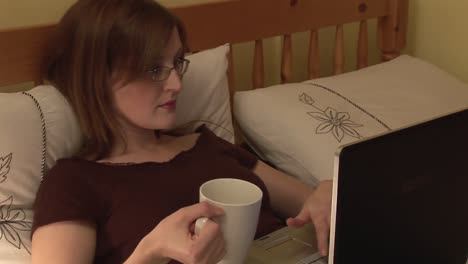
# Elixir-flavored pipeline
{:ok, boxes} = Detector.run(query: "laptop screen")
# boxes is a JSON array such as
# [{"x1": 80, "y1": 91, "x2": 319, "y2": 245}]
[{"x1": 329, "y1": 109, "x2": 468, "y2": 264}]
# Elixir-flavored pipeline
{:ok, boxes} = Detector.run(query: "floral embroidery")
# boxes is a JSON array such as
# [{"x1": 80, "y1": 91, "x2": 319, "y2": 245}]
[
  {"x1": 0, "y1": 196, "x2": 32, "y2": 254},
  {"x1": 0, "y1": 153, "x2": 12, "y2": 183},
  {"x1": 299, "y1": 92, "x2": 363, "y2": 142}
]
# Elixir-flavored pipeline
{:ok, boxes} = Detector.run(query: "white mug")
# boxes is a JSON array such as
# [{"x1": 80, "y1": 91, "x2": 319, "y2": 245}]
[{"x1": 195, "y1": 178, "x2": 263, "y2": 264}]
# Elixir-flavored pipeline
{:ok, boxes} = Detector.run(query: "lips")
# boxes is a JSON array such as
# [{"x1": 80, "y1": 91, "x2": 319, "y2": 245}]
[{"x1": 159, "y1": 100, "x2": 176, "y2": 110}]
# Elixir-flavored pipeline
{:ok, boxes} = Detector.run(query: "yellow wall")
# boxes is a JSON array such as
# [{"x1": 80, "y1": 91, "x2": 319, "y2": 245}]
[
  {"x1": 407, "y1": 0, "x2": 468, "y2": 84},
  {"x1": 0, "y1": 0, "x2": 75, "y2": 30}
]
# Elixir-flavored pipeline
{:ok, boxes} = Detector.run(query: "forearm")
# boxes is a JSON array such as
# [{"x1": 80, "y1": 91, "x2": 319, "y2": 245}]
[
  {"x1": 124, "y1": 237, "x2": 169, "y2": 264},
  {"x1": 253, "y1": 161, "x2": 314, "y2": 218}
]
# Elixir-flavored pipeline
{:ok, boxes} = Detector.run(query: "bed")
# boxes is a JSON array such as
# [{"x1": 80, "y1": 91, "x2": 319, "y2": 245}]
[{"x1": 1, "y1": 0, "x2": 468, "y2": 262}]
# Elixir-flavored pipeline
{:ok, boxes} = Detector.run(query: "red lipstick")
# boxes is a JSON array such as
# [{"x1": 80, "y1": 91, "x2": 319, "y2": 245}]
[{"x1": 159, "y1": 100, "x2": 176, "y2": 110}]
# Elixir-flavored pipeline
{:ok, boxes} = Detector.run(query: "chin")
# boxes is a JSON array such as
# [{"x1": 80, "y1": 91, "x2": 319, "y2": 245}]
[{"x1": 154, "y1": 117, "x2": 178, "y2": 131}]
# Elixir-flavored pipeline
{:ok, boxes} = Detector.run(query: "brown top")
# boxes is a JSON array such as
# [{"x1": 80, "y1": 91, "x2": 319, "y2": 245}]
[{"x1": 32, "y1": 126, "x2": 284, "y2": 264}]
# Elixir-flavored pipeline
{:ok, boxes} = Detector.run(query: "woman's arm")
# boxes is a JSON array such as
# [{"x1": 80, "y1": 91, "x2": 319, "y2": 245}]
[
  {"x1": 253, "y1": 160, "x2": 332, "y2": 256},
  {"x1": 32, "y1": 202, "x2": 226, "y2": 264},
  {"x1": 253, "y1": 160, "x2": 313, "y2": 218},
  {"x1": 31, "y1": 221, "x2": 97, "y2": 264},
  {"x1": 32, "y1": 221, "x2": 161, "y2": 264},
  {"x1": 124, "y1": 237, "x2": 169, "y2": 264}
]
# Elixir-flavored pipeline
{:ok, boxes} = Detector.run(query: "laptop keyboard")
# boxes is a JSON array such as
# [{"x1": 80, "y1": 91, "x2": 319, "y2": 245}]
[{"x1": 294, "y1": 252, "x2": 327, "y2": 264}]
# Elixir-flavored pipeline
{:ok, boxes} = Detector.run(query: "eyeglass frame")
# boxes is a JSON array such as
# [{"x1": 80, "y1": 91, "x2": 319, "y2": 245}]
[{"x1": 147, "y1": 58, "x2": 190, "y2": 81}]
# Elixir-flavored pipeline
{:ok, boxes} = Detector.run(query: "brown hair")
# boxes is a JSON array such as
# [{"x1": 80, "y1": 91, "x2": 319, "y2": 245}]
[{"x1": 44, "y1": 0, "x2": 188, "y2": 160}]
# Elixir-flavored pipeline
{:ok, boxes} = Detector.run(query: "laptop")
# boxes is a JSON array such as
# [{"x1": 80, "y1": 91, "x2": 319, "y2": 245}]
[
  {"x1": 247, "y1": 108, "x2": 468, "y2": 264},
  {"x1": 329, "y1": 108, "x2": 468, "y2": 264}
]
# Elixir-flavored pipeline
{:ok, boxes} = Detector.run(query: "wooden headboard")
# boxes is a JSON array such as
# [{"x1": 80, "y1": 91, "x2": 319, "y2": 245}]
[{"x1": 0, "y1": 0, "x2": 408, "y2": 97}]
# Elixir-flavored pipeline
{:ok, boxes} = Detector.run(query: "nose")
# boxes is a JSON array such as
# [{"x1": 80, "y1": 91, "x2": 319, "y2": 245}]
[{"x1": 164, "y1": 68, "x2": 182, "y2": 92}]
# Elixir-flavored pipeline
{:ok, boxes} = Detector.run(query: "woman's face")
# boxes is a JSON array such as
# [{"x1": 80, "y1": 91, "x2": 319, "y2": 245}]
[{"x1": 112, "y1": 28, "x2": 185, "y2": 132}]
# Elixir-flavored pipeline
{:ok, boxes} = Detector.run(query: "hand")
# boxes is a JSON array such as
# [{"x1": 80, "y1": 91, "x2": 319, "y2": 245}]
[
  {"x1": 286, "y1": 180, "x2": 332, "y2": 256},
  {"x1": 145, "y1": 202, "x2": 226, "y2": 264}
]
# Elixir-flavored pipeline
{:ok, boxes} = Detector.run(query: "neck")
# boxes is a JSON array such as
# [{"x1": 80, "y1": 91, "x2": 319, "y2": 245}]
[{"x1": 110, "y1": 124, "x2": 163, "y2": 158}]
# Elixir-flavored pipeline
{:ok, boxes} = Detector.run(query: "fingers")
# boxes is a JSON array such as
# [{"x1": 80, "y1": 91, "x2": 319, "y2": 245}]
[
  {"x1": 286, "y1": 205, "x2": 311, "y2": 228},
  {"x1": 197, "y1": 221, "x2": 226, "y2": 263},
  {"x1": 191, "y1": 219, "x2": 226, "y2": 263},
  {"x1": 156, "y1": 203, "x2": 226, "y2": 264},
  {"x1": 296, "y1": 206, "x2": 312, "y2": 222},
  {"x1": 288, "y1": 211, "x2": 330, "y2": 256},
  {"x1": 313, "y1": 217, "x2": 330, "y2": 256},
  {"x1": 211, "y1": 231, "x2": 227, "y2": 262},
  {"x1": 180, "y1": 201, "x2": 225, "y2": 222},
  {"x1": 286, "y1": 217, "x2": 306, "y2": 227},
  {"x1": 195, "y1": 218, "x2": 221, "y2": 244},
  {"x1": 189, "y1": 222, "x2": 196, "y2": 234}
]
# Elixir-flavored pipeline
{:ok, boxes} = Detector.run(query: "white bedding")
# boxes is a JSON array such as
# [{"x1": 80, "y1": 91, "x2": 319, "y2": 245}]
[{"x1": 234, "y1": 55, "x2": 468, "y2": 185}]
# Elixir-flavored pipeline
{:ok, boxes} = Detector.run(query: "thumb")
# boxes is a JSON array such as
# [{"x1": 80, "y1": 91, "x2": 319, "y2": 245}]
[
  {"x1": 287, "y1": 206, "x2": 310, "y2": 228},
  {"x1": 182, "y1": 201, "x2": 225, "y2": 223}
]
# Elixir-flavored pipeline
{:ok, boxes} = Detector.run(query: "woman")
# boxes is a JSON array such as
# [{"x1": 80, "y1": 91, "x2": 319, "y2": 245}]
[{"x1": 31, "y1": 0, "x2": 332, "y2": 263}]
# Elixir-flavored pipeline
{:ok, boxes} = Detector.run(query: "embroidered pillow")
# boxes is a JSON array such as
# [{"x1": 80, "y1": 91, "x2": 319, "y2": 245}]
[
  {"x1": 233, "y1": 55, "x2": 468, "y2": 185},
  {"x1": 0, "y1": 85, "x2": 82, "y2": 260}
]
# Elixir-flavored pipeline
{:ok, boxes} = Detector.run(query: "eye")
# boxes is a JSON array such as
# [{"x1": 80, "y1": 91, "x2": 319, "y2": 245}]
[
  {"x1": 174, "y1": 58, "x2": 188, "y2": 74},
  {"x1": 174, "y1": 57, "x2": 184, "y2": 66},
  {"x1": 149, "y1": 67, "x2": 166, "y2": 81}
]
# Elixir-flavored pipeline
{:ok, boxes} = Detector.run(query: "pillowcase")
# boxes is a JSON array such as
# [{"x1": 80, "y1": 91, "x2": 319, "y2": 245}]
[
  {"x1": 233, "y1": 55, "x2": 468, "y2": 185},
  {"x1": 0, "y1": 85, "x2": 81, "y2": 260},
  {"x1": 176, "y1": 44, "x2": 234, "y2": 143}
]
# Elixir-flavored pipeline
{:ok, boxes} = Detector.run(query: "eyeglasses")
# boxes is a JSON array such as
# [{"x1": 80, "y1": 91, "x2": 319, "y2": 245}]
[{"x1": 147, "y1": 58, "x2": 190, "y2": 81}]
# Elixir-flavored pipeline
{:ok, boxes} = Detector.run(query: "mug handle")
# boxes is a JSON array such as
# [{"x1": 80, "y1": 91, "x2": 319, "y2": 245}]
[{"x1": 194, "y1": 217, "x2": 209, "y2": 235}]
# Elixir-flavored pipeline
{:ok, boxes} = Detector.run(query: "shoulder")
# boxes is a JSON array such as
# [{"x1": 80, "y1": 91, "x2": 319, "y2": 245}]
[
  {"x1": 49, "y1": 158, "x2": 94, "y2": 174},
  {"x1": 194, "y1": 124, "x2": 233, "y2": 149},
  {"x1": 167, "y1": 132, "x2": 202, "y2": 150},
  {"x1": 44, "y1": 158, "x2": 99, "y2": 185},
  {"x1": 34, "y1": 159, "x2": 103, "y2": 217},
  {"x1": 52, "y1": 157, "x2": 90, "y2": 169},
  {"x1": 164, "y1": 124, "x2": 231, "y2": 152},
  {"x1": 194, "y1": 125, "x2": 259, "y2": 168}
]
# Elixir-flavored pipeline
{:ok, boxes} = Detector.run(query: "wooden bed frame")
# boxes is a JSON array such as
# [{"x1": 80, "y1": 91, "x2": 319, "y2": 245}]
[
  {"x1": 0, "y1": 0, "x2": 409, "y2": 143},
  {"x1": 0, "y1": 0, "x2": 408, "y2": 91}
]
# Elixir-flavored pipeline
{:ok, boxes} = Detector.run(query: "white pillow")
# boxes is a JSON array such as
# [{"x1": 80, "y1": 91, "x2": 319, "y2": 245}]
[
  {"x1": 0, "y1": 85, "x2": 81, "y2": 260},
  {"x1": 234, "y1": 55, "x2": 468, "y2": 185},
  {"x1": 177, "y1": 44, "x2": 234, "y2": 143}
]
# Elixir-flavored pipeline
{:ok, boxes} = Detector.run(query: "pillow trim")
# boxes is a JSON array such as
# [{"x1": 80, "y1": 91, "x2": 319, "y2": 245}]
[
  {"x1": 306, "y1": 82, "x2": 392, "y2": 131},
  {"x1": 21, "y1": 91, "x2": 47, "y2": 181}
]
